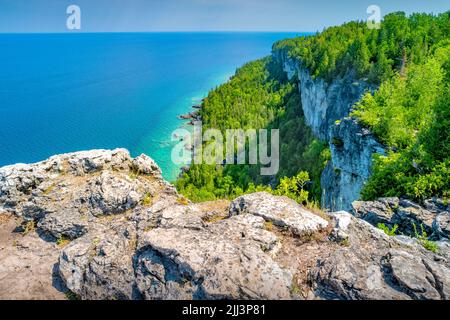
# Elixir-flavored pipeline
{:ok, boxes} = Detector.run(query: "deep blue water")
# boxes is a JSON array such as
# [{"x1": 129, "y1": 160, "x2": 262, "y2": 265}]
[{"x1": 0, "y1": 32, "x2": 301, "y2": 181}]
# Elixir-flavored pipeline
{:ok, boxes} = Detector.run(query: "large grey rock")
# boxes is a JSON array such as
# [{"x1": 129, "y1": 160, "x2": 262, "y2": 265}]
[
  {"x1": 0, "y1": 149, "x2": 166, "y2": 241},
  {"x1": 132, "y1": 154, "x2": 162, "y2": 177},
  {"x1": 59, "y1": 197, "x2": 295, "y2": 300},
  {"x1": 387, "y1": 250, "x2": 443, "y2": 300},
  {"x1": 352, "y1": 197, "x2": 399, "y2": 225},
  {"x1": 433, "y1": 212, "x2": 450, "y2": 240},
  {"x1": 87, "y1": 172, "x2": 142, "y2": 216},
  {"x1": 136, "y1": 214, "x2": 291, "y2": 300},
  {"x1": 58, "y1": 221, "x2": 139, "y2": 300},
  {"x1": 0, "y1": 149, "x2": 131, "y2": 215},
  {"x1": 229, "y1": 192, "x2": 329, "y2": 236}
]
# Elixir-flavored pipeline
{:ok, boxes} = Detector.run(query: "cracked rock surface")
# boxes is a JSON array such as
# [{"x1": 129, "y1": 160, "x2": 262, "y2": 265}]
[{"x1": 1, "y1": 150, "x2": 449, "y2": 300}]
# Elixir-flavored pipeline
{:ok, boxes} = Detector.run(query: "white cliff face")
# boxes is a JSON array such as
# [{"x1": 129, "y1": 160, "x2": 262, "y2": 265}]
[
  {"x1": 321, "y1": 118, "x2": 385, "y2": 211},
  {"x1": 275, "y1": 49, "x2": 372, "y2": 140},
  {"x1": 298, "y1": 67, "x2": 370, "y2": 141},
  {"x1": 274, "y1": 49, "x2": 385, "y2": 211}
]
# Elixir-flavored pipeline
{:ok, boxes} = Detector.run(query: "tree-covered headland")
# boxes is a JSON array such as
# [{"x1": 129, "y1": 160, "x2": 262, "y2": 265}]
[{"x1": 177, "y1": 11, "x2": 450, "y2": 206}]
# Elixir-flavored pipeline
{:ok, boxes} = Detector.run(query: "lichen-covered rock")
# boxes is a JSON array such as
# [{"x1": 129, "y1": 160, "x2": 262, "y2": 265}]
[
  {"x1": 274, "y1": 49, "x2": 372, "y2": 140},
  {"x1": 58, "y1": 221, "x2": 140, "y2": 300},
  {"x1": 387, "y1": 250, "x2": 443, "y2": 300},
  {"x1": 38, "y1": 209, "x2": 88, "y2": 240},
  {"x1": 229, "y1": 192, "x2": 329, "y2": 236},
  {"x1": 132, "y1": 154, "x2": 162, "y2": 177},
  {"x1": 58, "y1": 197, "x2": 295, "y2": 300},
  {"x1": 87, "y1": 172, "x2": 142, "y2": 216}
]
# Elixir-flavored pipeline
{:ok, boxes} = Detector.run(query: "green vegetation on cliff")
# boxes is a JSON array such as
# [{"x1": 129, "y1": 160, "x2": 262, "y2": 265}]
[
  {"x1": 353, "y1": 43, "x2": 450, "y2": 201},
  {"x1": 274, "y1": 11, "x2": 449, "y2": 84},
  {"x1": 176, "y1": 58, "x2": 329, "y2": 203},
  {"x1": 274, "y1": 11, "x2": 449, "y2": 203}
]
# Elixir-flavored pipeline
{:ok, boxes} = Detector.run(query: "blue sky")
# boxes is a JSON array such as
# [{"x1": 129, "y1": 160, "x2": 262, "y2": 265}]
[{"x1": 0, "y1": 0, "x2": 448, "y2": 32}]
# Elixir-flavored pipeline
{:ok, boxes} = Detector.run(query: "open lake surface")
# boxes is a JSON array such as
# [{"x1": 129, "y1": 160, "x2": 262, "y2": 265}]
[{"x1": 0, "y1": 32, "x2": 303, "y2": 181}]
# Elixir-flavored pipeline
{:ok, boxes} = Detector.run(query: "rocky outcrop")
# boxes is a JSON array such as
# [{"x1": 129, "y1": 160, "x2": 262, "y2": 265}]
[
  {"x1": 0, "y1": 150, "x2": 326, "y2": 300},
  {"x1": 0, "y1": 149, "x2": 173, "y2": 239},
  {"x1": 353, "y1": 197, "x2": 450, "y2": 240},
  {"x1": 1, "y1": 150, "x2": 449, "y2": 300},
  {"x1": 273, "y1": 49, "x2": 385, "y2": 211},
  {"x1": 57, "y1": 192, "x2": 331, "y2": 300},
  {"x1": 312, "y1": 211, "x2": 450, "y2": 300},
  {"x1": 136, "y1": 212, "x2": 293, "y2": 300}
]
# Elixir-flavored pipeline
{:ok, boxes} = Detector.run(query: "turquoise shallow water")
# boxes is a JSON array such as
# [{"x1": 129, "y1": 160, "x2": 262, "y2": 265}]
[{"x1": 0, "y1": 32, "x2": 301, "y2": 181}]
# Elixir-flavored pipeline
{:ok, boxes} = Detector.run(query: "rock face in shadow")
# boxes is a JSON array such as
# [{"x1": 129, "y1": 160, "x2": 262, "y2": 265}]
[{"x1": 1, "y1": 149, "x2": 449, "y2": 300}]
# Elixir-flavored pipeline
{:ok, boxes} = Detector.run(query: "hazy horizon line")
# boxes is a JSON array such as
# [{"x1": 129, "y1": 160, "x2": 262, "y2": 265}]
[{"x1": 0, "y1": 30, "x2": 315, "y2": 34}]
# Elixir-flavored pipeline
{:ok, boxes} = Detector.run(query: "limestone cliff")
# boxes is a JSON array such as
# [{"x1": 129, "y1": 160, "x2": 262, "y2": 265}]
[
  {"x1": 273, "y1": 49, "x2": 385, "y2": 211},
  {"x1": 321, "y1": 118, "x2": 386, "y2": 211},
  {"x1": 1, "y1": 150, "x2": 449, "y2": 300}
]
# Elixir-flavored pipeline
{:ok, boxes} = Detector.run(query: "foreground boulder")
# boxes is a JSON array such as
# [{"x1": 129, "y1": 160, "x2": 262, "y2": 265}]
[
  {"x1": 229, "y1": 192, "x2": 329, "y2": 236},
  {"x1": 136, "y1": 213, "x2": 292, "y2": 299},
  {"x1": 57, "y1": 192, "x2": 331, "y2": 300},
  {"x1": 1, "y1": 149, "x2": 449, "y2": 300}
]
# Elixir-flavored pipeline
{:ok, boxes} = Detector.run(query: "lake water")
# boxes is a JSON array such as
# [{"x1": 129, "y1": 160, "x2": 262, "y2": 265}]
[{"x1": 0, "y1": 32, "x2": 302, "y2": 181}]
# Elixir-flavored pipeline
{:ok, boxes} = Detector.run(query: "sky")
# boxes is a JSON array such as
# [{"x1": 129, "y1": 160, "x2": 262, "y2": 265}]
[{"x1": 0, "y1": 0, "x2": 448, "y2": 33}]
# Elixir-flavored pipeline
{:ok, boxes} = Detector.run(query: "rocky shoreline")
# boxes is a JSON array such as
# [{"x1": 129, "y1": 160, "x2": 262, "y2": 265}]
[
  {"x1": 178, "y1": 103, "x2": 202, "y2": 124},
  {"x1": 1, "y1": 149, "x2": 449, "y2": 300}
]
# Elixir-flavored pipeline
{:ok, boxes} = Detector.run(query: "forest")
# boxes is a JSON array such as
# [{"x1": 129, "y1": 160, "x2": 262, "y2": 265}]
[
  {"x1": 273, "y1": 12, "x2": 449, "y2": 85},
  {"x1": 176, "y1": 57, "x2": 329, "y2": 204},
  {"x1": 177, "y1": 11, "x2": 449, "y2": 206}
]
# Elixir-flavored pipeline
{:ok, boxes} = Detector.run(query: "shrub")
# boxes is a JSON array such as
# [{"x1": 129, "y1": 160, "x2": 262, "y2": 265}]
[
  {"x1": 377, "y1": 223, "x2": 399, "y2": 236},
  {"x1": 56, "y1": 235, "x2": 71, "y2": 248},
  {"x1": 142, "y1": 193, "x2": 153, "y2": 206},
  {"x1": 274, "y1": 171, "x2": 310, "y2": 204},
  {"x1": 23, "y1": 220, "x2": 36, "y2": 236},
  {"x1": 412, "y1": 223, "x2": 439, "y2": 253}
]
